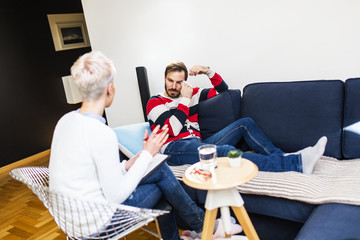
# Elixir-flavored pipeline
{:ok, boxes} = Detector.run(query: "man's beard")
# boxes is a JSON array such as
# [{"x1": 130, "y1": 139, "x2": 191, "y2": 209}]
[{"x1": 166, "y1": 87, "x2": 180, "y2": 98}]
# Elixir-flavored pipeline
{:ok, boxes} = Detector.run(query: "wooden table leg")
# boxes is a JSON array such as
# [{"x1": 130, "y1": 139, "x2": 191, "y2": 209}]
[
  {"x1": 201, "y1": 208, "x2": 218, "y2": 240},
  {"x1": 231, "y1": 206, "x2": 259, "y2": 240}
]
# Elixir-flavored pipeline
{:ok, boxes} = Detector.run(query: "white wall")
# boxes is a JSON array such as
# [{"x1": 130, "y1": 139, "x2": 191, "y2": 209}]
[{"x1": 82, "y1": 0, "x2": 360, "y2": 127}]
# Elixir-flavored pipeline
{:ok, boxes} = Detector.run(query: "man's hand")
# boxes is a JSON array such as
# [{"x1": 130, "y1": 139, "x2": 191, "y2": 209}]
[
  {"x1": 189, "y1": 65, "x2": 210, "y2": 76},
  {"x1": 180, "y1": 82, "x2": 193, "y2": 99},
  {"x1": 143, "y1": 125, "x2": 169, "y2": 156}
]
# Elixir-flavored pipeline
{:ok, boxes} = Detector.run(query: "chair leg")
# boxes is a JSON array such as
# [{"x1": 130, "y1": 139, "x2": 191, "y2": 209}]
[
  {"x1": 154, "y1": 218, "x2": 162, "y2": 240},
  {"x1": 140, "y1": 219, "x2": 162, "y2": 239}
]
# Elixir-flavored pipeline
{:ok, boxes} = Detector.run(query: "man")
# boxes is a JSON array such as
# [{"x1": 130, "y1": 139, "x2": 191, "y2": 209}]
[{"x1": 147, "y1": 62, "x2": 327, "y2": 174}]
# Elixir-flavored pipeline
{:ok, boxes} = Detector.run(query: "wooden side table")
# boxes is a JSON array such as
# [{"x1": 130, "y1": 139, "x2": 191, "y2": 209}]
[{"x1": 183, "y1": 157, "x2": 259, "y2": 240}]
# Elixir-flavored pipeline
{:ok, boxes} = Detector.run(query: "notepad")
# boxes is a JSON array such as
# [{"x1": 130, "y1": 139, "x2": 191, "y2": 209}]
[{"x1": 141, "y1": 153, "x2": 170, "y2": 181}]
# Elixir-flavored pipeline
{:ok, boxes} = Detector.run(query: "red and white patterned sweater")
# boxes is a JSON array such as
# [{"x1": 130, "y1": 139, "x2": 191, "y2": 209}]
[{"x1": 146, "y1": 71, "x2": 228, "y2": 151}]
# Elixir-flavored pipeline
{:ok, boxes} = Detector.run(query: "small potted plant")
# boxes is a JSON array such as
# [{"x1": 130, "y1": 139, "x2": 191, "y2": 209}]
[{"x1": 227, "y1": 150, "x2": 243, "y2": 167}]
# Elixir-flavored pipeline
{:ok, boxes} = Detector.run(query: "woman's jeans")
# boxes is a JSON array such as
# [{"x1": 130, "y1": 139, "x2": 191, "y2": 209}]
[
  {"x1": 122, "y1": 163, "x2": 204, "y2": 240},
  {"x1": 164, "y1": 117, "x2": 303, "y2": 172}
]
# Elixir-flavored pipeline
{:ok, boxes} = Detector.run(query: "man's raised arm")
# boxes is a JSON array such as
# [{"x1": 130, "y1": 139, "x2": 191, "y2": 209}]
[{"x1": 189, "y1": 65, "x2": 229, "y2": 100}]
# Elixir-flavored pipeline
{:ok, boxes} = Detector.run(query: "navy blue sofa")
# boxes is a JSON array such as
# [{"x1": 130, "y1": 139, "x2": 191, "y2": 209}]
[{"x1": 186, "y1": 78, "x2": 360, "y2": 240}]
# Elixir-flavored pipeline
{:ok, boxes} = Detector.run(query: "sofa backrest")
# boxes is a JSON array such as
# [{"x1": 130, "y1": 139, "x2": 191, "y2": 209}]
[
  {"x1": 241, "y1": 80, "x2": 344, "y2": 159},
  {"x1": 343, "y1": 78, "x2": 360, "y2": 159}
]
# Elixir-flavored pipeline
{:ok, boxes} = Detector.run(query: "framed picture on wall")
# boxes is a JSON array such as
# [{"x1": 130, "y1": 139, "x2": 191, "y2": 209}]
[{"x1": 47, "y1": 13, "x2": 91, "y2": 51}]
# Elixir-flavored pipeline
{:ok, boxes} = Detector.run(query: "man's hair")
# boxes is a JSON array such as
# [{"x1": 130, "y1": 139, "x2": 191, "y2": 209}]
[
  {"x1": 164, "y1": 61, "x2": 188, "y2": 80},
  {"x1": 71, "y1": 51, "x2": 116, "y2": 101}
]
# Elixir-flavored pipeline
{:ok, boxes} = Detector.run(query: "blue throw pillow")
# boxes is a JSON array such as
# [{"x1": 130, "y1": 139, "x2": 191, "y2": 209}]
[
  {"x1": 198, "y1": 90, "x2": 242, "y2": 140},
  {"x1": 113, "y1": 122, "x2": 151, "y2": 158}
]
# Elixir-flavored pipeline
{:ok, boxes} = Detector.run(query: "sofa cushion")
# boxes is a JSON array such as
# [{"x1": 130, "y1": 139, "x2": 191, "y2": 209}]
[
  {"x1": 295, "y1": 203, "x2": 360, "y2": 240},
  {"x1": 242, "y1": 194, "x2": 315, "y2": 224},
  {"x1": 198, "y1": 89, "x2": 241, "y2": 140},
  {"x1": 248, "y1": 212, "x2": 302, "y2": 240},
  {"x1": 241, "y1": 80, "x2": 344, "y2": 159},
  {"x1": 343, "y1": 78, "x2": 360, "y2": 159}
]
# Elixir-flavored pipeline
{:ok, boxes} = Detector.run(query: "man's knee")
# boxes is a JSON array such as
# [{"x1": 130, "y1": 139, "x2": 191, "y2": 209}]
[
  {"x1": 232, "y1": 117, "x2": 257, "y2": 129},
  {"x1": 238, "y1": 117, "x2": 255, "y2": 124}
]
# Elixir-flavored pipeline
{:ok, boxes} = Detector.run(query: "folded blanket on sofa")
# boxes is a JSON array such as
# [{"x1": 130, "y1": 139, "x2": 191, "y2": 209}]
[{"x1": 170, "y1": 156, "x2": 360, "y2": 206}]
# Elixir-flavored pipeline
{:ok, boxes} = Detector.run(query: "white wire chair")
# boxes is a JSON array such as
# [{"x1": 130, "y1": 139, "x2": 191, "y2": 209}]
[{"x1": 9, "y1": 167, "x2": 169, "y2": 240}]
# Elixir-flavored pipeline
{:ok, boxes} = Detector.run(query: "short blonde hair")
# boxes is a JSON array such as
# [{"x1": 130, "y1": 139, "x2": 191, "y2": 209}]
[{"x1": 71, "y1": 51, "x2": 116, "y2": 101}]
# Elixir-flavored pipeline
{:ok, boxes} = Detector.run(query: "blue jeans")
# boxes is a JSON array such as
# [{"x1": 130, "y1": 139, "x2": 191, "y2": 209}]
[
  {"x1": 165, "y1": 117, "x2": 303, "y2": 172},
  {"x1": 122, "y1": 163, "x2": 204, "y2": 240}
]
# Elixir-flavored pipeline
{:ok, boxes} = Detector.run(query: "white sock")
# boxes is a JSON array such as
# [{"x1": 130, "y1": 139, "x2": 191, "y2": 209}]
[
  {"x1": 189, "y1": 230, "x2": 201, "y2": 239},
  {"x1": 300, "y1": 136, "x2": 328, "y2": 174},
  {"x1": 284, "y1": 147, "x2": 312, "y2": 156}
]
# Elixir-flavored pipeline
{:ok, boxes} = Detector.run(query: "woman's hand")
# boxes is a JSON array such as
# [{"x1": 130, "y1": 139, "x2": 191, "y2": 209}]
[{"x1": 143, "y1": 125, "x2": 169, "y2": 156}]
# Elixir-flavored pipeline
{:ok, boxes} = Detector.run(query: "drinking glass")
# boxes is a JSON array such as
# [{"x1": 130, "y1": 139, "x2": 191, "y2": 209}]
[{"x1": 198, "y1": 144, "x2": 218, "y2": 171}]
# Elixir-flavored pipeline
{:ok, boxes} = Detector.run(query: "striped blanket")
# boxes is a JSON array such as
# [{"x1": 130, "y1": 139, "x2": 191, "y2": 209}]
[{"x1": 170, "y1": 156, "x2": 360, "y2": 206}]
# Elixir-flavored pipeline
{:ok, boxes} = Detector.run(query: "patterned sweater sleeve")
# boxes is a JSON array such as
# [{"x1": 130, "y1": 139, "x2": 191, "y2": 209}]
[
  {"x1": 147, "y1": 96, "x2": 190, "y2": 136},
  {"x1": 199, "y1": 70, "x2": 228, "y2": 101}
]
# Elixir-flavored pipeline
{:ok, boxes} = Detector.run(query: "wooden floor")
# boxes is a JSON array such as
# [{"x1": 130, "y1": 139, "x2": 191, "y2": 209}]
[{"x1": 0, "y1": 152, "x2": 165, "y2": 240}]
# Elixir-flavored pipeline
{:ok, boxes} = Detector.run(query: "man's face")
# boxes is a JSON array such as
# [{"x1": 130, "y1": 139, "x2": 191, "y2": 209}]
[{"x1": 164, "y1": 70, "x2": 186, "y2": 98}]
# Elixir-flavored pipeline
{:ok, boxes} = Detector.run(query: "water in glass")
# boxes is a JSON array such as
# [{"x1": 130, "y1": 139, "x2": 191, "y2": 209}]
[{"x1": 198, "y1": 144, "x2": 217, "y2": 171}]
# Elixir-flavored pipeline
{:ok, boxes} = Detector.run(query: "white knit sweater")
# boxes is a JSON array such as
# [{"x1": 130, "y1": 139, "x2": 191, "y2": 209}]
[{"x1": 49, "y1": 111, "x2": 152, "y2": 236}]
